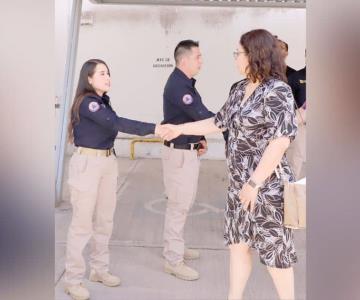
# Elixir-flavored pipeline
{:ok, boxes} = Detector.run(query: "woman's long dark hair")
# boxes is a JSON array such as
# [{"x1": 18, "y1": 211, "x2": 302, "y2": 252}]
[
  {"x1": 240, "y1": 29, "x2": 286, "y2": 83},
  {"x1": 67, "y1": 59, "x2": 110, "y2": 143}
]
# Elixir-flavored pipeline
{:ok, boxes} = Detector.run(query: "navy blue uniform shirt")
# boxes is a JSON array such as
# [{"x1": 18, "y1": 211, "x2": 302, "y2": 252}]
[
  {"x1": 288, "y1": 67, "x2": 306, "y2": 108},
  {"x1": 286, "y1": 65, "x2": 296, "y2": 79},
  {"x1": 161, "y1": 67, "x2": 214, "y2": 145},
  {"x1": 73, "y1": 93, "x2": 155, "y2": 149}
]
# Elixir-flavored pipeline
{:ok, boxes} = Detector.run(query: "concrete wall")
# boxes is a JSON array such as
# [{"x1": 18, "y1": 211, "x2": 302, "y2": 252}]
[{"x1": 73, "y1": 1, "x2": 306, "y2": 159}]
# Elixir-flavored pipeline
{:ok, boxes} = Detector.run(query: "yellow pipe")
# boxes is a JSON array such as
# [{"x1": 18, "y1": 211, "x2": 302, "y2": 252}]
[{"x1": 130, "y1": 138, "x2": 163, "y2": 160}]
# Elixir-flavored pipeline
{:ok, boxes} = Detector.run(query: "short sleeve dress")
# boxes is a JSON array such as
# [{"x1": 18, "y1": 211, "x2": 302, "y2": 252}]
[{"x1": 214, "y1": 78, "x2": 298, "y2": 268}]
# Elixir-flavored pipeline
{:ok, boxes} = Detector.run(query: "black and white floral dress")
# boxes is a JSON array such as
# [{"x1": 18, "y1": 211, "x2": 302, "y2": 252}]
[{"x1": 214, "y1": 78, "x2": 298, "y2": 268}]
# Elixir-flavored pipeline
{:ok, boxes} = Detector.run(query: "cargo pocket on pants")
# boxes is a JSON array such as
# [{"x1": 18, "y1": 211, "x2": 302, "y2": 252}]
[
  {"x1": 67, "y1": 154, "x2": 94, "y2": 192},
  {"x1": 162, "y1": 147, "x2": 184, "y2": 169}
]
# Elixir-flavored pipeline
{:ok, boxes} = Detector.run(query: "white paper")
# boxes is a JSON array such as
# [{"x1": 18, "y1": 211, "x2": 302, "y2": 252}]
[{"x1": 296, "y1": 177, "x2": 306, "y2": 185}]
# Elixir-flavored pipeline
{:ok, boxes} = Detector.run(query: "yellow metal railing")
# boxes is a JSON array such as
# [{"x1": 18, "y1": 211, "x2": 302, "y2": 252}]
[{"x1": 130, "y1": 138, "x2": 163, "y2": 160}]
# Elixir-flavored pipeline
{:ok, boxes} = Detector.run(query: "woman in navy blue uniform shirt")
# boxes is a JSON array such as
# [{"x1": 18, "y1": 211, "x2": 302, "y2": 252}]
[{"x1": 63, "y1": 59, "x2": 165, "y2": 300}]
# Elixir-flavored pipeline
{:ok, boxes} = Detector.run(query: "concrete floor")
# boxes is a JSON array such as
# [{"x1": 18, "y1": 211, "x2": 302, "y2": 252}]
[{"x1": 55, "y1": 157, "x2": 305, "y2": 300}]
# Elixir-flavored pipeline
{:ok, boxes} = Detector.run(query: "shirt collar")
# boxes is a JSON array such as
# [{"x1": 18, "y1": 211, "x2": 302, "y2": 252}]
[
  {"x1": 101, "y1": 94, "x2": 110, "y2": 104},
  {"x1": 89, "y1": 93, "x2": 110, "y2": 105}
]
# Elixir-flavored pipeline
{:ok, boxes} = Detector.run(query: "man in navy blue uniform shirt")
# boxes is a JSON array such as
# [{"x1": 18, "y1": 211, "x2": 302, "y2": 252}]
[
  {"x1": 161, "y1": 40, "x2": 213, "y2": 281},
  {"x1": 287, "y1": 65, "x2": 306, "y2": 179},
  {"x1": 288, "y1": 66, "x2": 306, "y2": 110}
]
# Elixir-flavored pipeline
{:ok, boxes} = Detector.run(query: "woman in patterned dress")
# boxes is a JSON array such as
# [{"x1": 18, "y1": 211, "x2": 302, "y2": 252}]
[{"x1": 161, "y1": 29, "x2": 298, "y2": 300}]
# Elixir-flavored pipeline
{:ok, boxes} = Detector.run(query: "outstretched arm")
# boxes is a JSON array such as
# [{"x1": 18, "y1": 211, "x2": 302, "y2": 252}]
[
  {"x1": 80, "y1": 97, "x2": 173, "y2": 137},
  {"x1": 161, "y1": 117, "x2": 224, "y2": 141}
]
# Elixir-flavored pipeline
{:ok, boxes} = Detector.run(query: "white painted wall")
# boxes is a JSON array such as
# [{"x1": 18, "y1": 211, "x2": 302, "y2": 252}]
[{"x1": 74, "y1": 1, "x2": 306, "y2": 159}]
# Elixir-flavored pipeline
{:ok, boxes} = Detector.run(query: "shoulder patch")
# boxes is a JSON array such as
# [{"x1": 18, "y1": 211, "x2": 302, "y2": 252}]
[
  {"x1": 182, "y1": 94, "x2": 193, "y2": 105},
  {"x1": 88, "y1": 101, "x2": 100, "y2": 112}
]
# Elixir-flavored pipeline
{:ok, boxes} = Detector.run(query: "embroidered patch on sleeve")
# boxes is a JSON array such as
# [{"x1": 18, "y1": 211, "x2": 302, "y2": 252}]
[
  {"x1": 88, "y1": 101, "x2": 100, "y2": 112},
  {"x1": 182, "y1": 94, "x2": 193, "y2": 105}
]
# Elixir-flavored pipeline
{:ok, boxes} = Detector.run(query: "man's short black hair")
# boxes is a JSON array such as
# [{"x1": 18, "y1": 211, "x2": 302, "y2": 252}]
[{"x1": 174, "y1": 40, "x2": 199, "y2": 65}]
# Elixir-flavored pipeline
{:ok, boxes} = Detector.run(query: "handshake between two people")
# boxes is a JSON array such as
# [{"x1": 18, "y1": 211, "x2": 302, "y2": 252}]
[
  {"x1": 155, "y1": 123, "x2": 181, "y2": 141},
  {"x1": 154, "y1": 123, "x2": 208, "y2": 156}
]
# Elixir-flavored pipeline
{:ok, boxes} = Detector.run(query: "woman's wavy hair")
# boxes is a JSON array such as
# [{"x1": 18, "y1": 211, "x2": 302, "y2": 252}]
[
  {"x1": 240, "y1": 29, "x2": 286, "y2": 83},
  {"x1": 67, "y1": 59, "x2": 110, "y2": 144}
]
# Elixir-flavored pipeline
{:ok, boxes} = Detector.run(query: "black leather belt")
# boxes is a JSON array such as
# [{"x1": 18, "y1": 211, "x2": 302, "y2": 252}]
[{"x1": 163, "y1": 141, "x2": 201, "y2": 150}]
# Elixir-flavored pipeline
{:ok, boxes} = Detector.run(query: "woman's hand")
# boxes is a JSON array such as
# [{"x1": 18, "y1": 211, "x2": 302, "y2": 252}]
[
  {"x1": 161, "y1": 124, "x2": 183, "y2": 141},
  {"x1": 155, "y1": 124, "x2": 170, "y2": 137},
  {"x1": 239, "y1": 183, "x2": 259, "y2": 213}
]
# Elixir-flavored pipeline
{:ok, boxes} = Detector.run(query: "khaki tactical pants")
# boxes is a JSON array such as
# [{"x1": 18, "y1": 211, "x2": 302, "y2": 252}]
[
  {"x1": 161, "y1": 145, "x2": 200, "y2": 265},
  {"x1": 64, "y1": 153, "x2": 118, "y2": 285}
]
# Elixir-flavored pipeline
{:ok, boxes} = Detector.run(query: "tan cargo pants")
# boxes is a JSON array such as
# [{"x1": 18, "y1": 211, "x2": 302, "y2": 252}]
[
  {"x1": 64, "y1": 152, "x2": 118, "y2": 285},
  {"x1": 161, "y1": 145, "x2": 200, "y2": 265}
]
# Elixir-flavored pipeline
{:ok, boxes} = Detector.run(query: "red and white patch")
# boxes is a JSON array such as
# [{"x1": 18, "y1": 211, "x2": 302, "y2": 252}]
[
  {"x1": 182, "y1": 94, "x2": 193, "y2": 105},
  {"x1": 88, "y1": 101, "x2": 100, "y2": 112}
]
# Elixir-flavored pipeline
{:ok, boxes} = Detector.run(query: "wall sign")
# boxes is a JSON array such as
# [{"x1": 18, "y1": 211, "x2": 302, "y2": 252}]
[{"x1": 153, "y1": 57, "x2": 174, "y2": 68}]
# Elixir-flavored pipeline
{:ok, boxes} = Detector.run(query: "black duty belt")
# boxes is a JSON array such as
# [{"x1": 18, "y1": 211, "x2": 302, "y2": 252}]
[{"x1": 163, "y1": 141, "x2": 201, "y2": 150}]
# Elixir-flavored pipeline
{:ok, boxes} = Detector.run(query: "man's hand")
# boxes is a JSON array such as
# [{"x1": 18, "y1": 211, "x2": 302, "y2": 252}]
[{"x1": 197, "y1": 140, "x2": 208, "y2": 157}]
